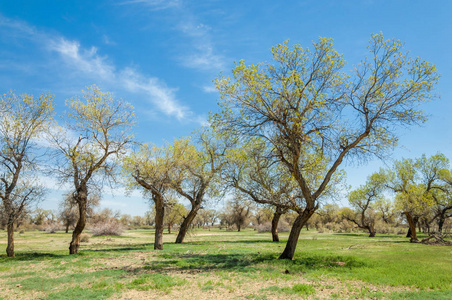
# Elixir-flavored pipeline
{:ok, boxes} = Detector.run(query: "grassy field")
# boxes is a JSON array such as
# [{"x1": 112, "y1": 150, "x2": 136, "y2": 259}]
[{"x1": 0, "y1": 228, "x2": 451, "y2": 299}]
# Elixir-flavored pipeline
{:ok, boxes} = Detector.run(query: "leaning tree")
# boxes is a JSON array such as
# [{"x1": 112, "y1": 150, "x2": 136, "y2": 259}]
[
  {"x1": 51, "y1": 85, "x2": 135, "y2": 254},
  {"x1": 167, "y1": 131, "x2": 228, "y2": 244},
  {"x1": 213, "y1": 34, "x2": 439, "y2": 259},
  {"x1": 0, "y1": 92, "x2": 54, "y2": 257},
  {"x1": 122, "y1": 143, "x2": 174, "y2": 250}
]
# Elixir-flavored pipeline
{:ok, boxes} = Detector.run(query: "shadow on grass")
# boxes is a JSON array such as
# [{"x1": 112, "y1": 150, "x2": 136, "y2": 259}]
[
  {"x1": 0, "y1": 252, "x2": 68, "y2": 262},
  {"x1": 140, "y1": 252, "x2": 368, "y2": 274},
  {"x1": 332, "y1": 233, "x2": 369, "y2": 237}
]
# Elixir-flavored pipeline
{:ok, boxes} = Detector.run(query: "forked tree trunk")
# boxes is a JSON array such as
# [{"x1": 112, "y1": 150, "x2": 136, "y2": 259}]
[
  {"x1": 154, "y1": 196, "x2": 165, "y2": 250},
  {"x1": 175, "y1": 204, "x2": 200, "y2": 243},
  {"x1": 279, "y1": 208, "x2": 315, "y2": 260},
  {"x1": 69, "y1": 200, "x2": 87, "y2": 254},
  {"x1": 271, "y1": 208, "x2": 283, "y2": 242},
  {"x1": 6, "y1": 222, "x2": 15, "y2": 257},
  {"x1": 404, "y1": 212, "x2": 418, "y2": 242}
]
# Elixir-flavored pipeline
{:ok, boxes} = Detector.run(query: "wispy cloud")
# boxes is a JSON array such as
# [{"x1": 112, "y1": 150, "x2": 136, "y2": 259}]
[
  {"x1": 49, "y1": 38, "x2": 190, "y2": 120},
  {"x1": 202, "y1": 84, "x2": 217, "y2": 94},
  {"x1": 122, "y1": 1, "x2": 227, "y2": 73},
  {"x1": 120, "y1": 67, "x2": 189, "y2": 119},
  {"x1": 119, "y1": 0, "x2": 181, "y2": 11},
  {"x1": 49, "y1": 39, "x2": 115, "y2": 80},
  {"x1": 0, "y1": 15, "x2": 194, "y2": 121}
]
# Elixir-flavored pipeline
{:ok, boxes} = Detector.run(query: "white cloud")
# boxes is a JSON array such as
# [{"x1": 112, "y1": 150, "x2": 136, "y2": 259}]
[
  {"x1": 120, "y1": 68, "x2": 189, "y2": 120},
  {"x1": 121, "y1": 2, "x2": 227, "y2": 73},
  {"x1": 49, "y1": 39, "x2": 114, "y2": 80},
  {"x1": 202, "y1": 84, "x2": 217, "y2": 94},
  {"x1": 119, "y1": 0, "x2": 181, "y2": 11},
  {"x1": 0, "y1": 15, "x2": 196, "y2": 122},
  {"x1": 176, "y1": 18, "x2": 226, "y2": 72},
  {"x1": 48, "y1": 38, "x2": 190, "y2": 120}
]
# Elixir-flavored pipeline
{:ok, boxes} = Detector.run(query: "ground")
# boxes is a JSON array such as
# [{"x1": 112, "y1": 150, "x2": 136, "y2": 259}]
[{"x1": 0, "y1": 228, "x2": 451, "y2": 299}]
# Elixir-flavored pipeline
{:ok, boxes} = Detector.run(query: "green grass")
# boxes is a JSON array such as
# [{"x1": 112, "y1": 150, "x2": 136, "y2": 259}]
[{"x1": 0, "y1": 228, "x2": 450, "y2": 299}]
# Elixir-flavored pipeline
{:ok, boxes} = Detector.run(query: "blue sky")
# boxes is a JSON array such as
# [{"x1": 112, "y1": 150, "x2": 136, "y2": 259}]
[{"x1": 0, "y1": 1, "x2": 451, "y2": 216}]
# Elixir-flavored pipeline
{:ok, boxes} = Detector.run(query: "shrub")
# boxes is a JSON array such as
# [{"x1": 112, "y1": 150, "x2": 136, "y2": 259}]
[
  {"x1": 90, "y1": 220, "x2": 123, "y2": 236},
  {"x1": 80, "y1": 233, "x2": 90, "y2": 242},
  {"x1": 255, "y1": 220, "x2": 290, "y2": 233},
  {"x1": 256, "y1": 222, "x2": 272, "y2": 233},
  {"x1": 44, "y1": 223, "x2": 64, "y2": 233}
]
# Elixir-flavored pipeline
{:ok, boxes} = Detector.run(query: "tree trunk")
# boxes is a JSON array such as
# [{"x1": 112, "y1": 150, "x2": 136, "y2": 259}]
[
  {"x1": 271, "y1": 208, "x2": 283, "y2": 242},
  {"x1": 175, "y1": 205, "x2": 200, "y2": 243},
  {"x1": 279, "y1": 208, "x2": 315, "y2": 260},
  {"x1": 368, "y1": 224, "x2": 376, "y2": 237},
  {"x1": 69, "y1": 200, "x2": 87, "y2": 254},
  {"x1": 404, "y1": 212, "x2": 418, "y2": 242},
  {"x1": 154, "y1": 195, "x2": 164, "y2": 250},
  {"x1": 6, "y1": 222, "x2": 15, "y2": 257},
  {"x1": 438, "y1": 217, "x2": 445, "y2": 234},
  {"x1": 65, "y1": 223, "x2": 69, "y2": 234},
  {"x1": 168, "y1": 224, "x2": 171, "y2": 234},
  {"x1": 438, "y1": 210, "x2": 446, "y2": 233}
]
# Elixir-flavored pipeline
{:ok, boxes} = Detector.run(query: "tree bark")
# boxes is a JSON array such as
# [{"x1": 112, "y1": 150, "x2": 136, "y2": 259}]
[
  {"x1": 154, "y1": 195, "x2": 165, "y2": 250},
  {"x1": 404, "y1": 212, "x2": 418, "y2": 242},
  {"x1": 65, "y1": 223, "x2": 70, "y2": 233},
  {"x1": 368, "y1": 224, "x2": 376, "y2": 237},
  {"x1": 175, "y1": 204, "x2": 200, "y2": 243},
  {"x1": 271, "y1": 208, "x2": 283, "y2": 242},
  {"x1": 167, "y1": 224, "x2": 171, "y2": 234},
  {"x1": 69, "y1": 199, "x2": 87, "y2": 254},
  {"x1": 438, "y1": 216, "x2": 445, "y2": 234},
  {"x1": 406, "y1": 227, "x2": 411, "y2": 238},
  {"x1": 279, "y1": 208, "x2": 315, "y2": 260},
  {"x1": 437, "y1": 209, "x2": 448, "y2": 233},
  {"x1": 6, "y1": 222, "x2": 15, "y2": 257}
]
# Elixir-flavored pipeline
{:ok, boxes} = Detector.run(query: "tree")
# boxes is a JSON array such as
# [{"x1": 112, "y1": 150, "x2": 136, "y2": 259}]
[
  {"x1": 167, "y1": 131, "x2": 227, "y2": 243},
  {"x1": 163, "y1": 198, "x2": 186, "y2": 234},
  {"x1": 223, "y1": 138, "x2": 294, "y2": 241},
  {"x1": 51, "y1": 85, "x2": 135, "y2": 254},
  {"x1": 386, "y1": 155, "x2": 446, "y2": 242},
  {"x1": 196, "y1": 208, "x2": 219, "y2": 229},
  {"x1": 0, "y1": 92, "x2": 54, "y2": 257},
  {"x1": 213, "y1": 34, "x2": 439, "y2": 259},
  {"x1": 374, "y1": 198, "x2": 396, "y2": 225},
  {"x1": 224, "y1": 195, "x2": 254, "y2": 231},
  {"x1": 122, "y1": 143, "x2": 174, "y2": 250},
  {"x1": 59, "y1": 192, "x2": 100, "y2": 233},
  {"x1": 420, "y1": 154, "x2": 452, "y2": 233},
  {"x1": 345, "y1": 172, "x2": 386, "y2": 237}
]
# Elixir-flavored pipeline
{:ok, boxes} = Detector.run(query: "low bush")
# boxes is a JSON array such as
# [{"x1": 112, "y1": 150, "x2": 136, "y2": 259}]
[
  {"x1": 255, "y1": 221, "x2": 290, "y2": 233},
  {"x1": 44, "y1": 223, "x2": 64, "y2": 233},
  {"x1": 90, "y1": 220, "x2": 123, "y2": 236},
  {"x1": 80, "y1": 233, "x2": 90, "y2": 242}
]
